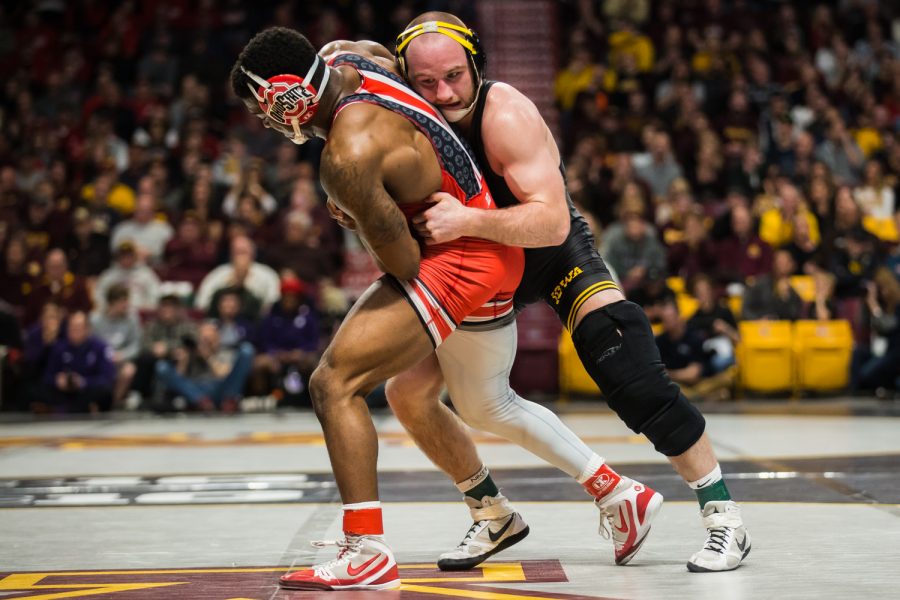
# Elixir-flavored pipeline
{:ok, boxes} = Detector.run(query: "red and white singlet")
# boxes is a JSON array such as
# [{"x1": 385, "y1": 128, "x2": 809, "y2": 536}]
[{"x1": 329, "y1": 53, "x2": 523, "y2": 347}]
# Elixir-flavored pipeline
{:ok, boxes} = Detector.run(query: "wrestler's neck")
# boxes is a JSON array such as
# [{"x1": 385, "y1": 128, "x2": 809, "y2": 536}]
[{"x1": 306, "y1": 67, "x2": 360, "y2": 138}]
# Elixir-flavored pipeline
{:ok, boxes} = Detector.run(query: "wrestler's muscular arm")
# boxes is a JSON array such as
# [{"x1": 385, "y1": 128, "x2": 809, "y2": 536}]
[
  {"x1": 416, "y1": 83, "x2": 570, "y2": 248},
  {"x1": 321, "y1": 128, "x2": 421, "y2": 281}
]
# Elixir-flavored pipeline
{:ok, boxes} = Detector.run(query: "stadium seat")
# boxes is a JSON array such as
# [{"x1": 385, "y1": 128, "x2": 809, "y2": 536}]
[
  {"x1": 558, "y1": 329, "x2": 600, "y2": 397},
  {"x1": 789, "y1": 275, "x2": 816, "y2": 303},
  {"x1": 736, "y1": 321, "x2": 794, "y2": 393},
  {"x1": 793, "y1": 320, "x2": 853, "y2": 393},
  {"x1": 511, "y1": 303, "x2": 562, "y2": 395}
]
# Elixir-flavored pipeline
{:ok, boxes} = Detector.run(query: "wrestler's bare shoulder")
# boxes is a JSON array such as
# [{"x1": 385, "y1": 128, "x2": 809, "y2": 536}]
[
  {"x1": 320, "y1": 40, "x2": 398, "y2": 73},
  {"x1": 482, "y1": 82, "x2": 543, "y2": 130}
]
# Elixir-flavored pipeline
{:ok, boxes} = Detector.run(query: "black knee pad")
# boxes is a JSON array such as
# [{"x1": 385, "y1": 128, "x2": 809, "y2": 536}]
[{"x1": 571, "y1": 300, "x2": 705, "y2": 456}]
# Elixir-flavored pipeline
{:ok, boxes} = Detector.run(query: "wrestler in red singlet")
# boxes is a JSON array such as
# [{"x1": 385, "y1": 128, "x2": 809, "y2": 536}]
[{"x1": 329, "y1": 52, "x2": 522, "y2": 347}]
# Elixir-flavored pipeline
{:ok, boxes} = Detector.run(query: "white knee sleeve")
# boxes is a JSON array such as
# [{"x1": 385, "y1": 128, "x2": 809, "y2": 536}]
[{"x1": 436, "y1": 323, "x2": 594, "y2": 478}]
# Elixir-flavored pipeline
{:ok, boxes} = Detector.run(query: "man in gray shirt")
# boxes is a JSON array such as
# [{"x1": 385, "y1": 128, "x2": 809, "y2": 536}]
[{"x1": 90, "y1": 284, "x2": 141, "y2": 408}]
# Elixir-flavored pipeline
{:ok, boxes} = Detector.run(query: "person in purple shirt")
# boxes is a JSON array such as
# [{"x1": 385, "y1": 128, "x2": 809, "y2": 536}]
[
  {"x1": 250, "y1": 277, "x2": 321, "y2": 405},
  {"x1": 42, "y1": 311, "x2": 116, "y2": 413}
]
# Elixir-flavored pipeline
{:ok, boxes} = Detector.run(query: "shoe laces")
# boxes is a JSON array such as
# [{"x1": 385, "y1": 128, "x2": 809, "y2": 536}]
[
  {"x1": 456, "y1": 521, "x2": 488, "y2": 549},
  {"x1": 596, "y1": 502, "x2": 619, "y2": 545},
  {"x1": 309, "y1": 535, "x2": 363, "y2": 575},
  {"x1": 702, "y1": 526, "x2": 733, "y2": 554}
]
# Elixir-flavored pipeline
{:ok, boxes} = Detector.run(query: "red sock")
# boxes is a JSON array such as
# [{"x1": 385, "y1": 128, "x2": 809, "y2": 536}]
[
  {"x1": 582, "y1": 463, "x2": 623, "y2": 501},
  {"x1": 343, "y1": 506, "x2": 384, "y2": 536}
]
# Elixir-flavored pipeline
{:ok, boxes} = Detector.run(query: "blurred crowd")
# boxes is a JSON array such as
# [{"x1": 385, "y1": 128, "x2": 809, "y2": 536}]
[
  {"x1": 556, "y1": 0, "x2": 900, "y2": 397},
  {"x1": 0, "y1": 0, "x2": 467, "y2": 413},
  {"x1": 0, "y1": 1, "x2": 897, "y2": 413}
]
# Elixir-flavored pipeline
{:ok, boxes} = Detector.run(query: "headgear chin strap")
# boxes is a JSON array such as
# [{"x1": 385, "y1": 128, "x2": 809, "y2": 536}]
[{"x1": 240, "y1": 55, "x2": 330, "y2": 144}]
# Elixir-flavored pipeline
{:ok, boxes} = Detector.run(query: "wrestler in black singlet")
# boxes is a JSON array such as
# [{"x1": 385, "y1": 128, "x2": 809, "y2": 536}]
[{"x1": 465, "y1": 81, "x2": 619, "y2": 332}]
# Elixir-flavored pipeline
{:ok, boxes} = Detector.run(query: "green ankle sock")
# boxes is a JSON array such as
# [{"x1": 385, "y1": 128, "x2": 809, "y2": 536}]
[
  {"x1": 695, "y1": 478, "x2": 732, "y2": 508},
  {"x1": 464, "y1": 474, "x2": 500, "y2": 503}
]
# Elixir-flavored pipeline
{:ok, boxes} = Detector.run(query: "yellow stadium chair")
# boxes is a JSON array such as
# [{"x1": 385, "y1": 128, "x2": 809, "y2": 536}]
[
  {"x1": 792, "y1": 320, "x2": 853, "y2": 393},
  {"x1": 558, "y1": 329, "x2": 600, "y2": 397},
  {"x1": 789, "y1": 275, "x2": 816, "y2": 303},
  {"x1": 667, "y1": 276, "x2": 686, "y2": 295},
  {"x1": 736, "y1": 321, "x2": 794, "y2": 393}
]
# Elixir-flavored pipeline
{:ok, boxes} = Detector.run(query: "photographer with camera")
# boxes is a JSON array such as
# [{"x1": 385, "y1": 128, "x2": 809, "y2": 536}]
[{"x1": 155, "y1": 319, "x2": 254, "y2": 412}]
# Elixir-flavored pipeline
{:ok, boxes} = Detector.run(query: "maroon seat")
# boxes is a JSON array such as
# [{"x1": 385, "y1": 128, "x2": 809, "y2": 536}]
[{"x1": 510, "y1": 303, "x2": 562, "y2": 394}]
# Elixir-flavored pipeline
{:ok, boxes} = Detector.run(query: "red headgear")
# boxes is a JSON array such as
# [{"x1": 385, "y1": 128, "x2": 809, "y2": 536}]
[{"x1": 240, "y1": 55, "x2": 331, "y2": 144}]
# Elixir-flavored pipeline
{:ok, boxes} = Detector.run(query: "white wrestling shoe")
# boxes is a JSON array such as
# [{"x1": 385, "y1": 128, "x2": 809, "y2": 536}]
[
  {"x1": 437, "y1": 493, "x2": 530, "y2": 571},
  {"x1": 279, "y1": 534, "x2": 400, "y2": 590},
  {"x1": 596, "y1": 478, "x2": 664, "y2": 565},
  {"x1": 687, "y1": 500, "x2": 751, "y2": 572}
]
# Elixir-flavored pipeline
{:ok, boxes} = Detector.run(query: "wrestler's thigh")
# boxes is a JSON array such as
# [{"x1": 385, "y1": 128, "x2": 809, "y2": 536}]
[
  {"x1": 321, "y1": 278, "x2": 435, "y2": 393},
  {"x1": 436, "y1": 324, "x2": 517, "y2": 405},
  {"x1": 387, "y1": 353, "x2": 443, "y2": 402}
]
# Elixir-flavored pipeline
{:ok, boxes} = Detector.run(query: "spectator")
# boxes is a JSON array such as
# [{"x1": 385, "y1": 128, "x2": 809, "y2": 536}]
[
  {"x1": 94, "y1": 240, "x2": 161, "y2": 312},
  {"x1": 759, "y1": 182, "x2": 820, "y2": 249},
  {"x1": 816, "y1": 116, "x2": 864, "y2": 186},
  {"x1": 194, "y1": 235, "x2": 280, "y2": 315},
  {"x1": 80, "y1": 169, "x2": 135, "y2": 219},
  {"x1": 554, "y1": 46, "x2": 596, "y2": 115},
  {"x1": 687, "y1": 274, "x2": 740, "y2": 375},
  {"x1": 160, "y1": 211, "x2": 218, "y2": 288},
  {"x1": 90, "y1": 284, "x2": 140, "y2": 409},
  {"x1": 811, "y1": 270, "x2": 838, "y2": 321},
  {"x1": 272, "y1": 177, "x2": 345, "y2": 278},
  {"x1": 633, "y1": 130, "x2": 684, "y2": 201},
  {"x1": 0, "y1": 233, "x2": 38, "y2": 310},
  {"x1": 42, "y1": 311, "x2": 115, "y2": 413},
  {"x1": 65, "y1": 206, "x2": 112, "y2": 279},
  {"x1": 829, "y1": 227, "x2": 879, "y2": 300},
  {"x1": 600, "y1": 200, "x2": 666, "y2": 292},
  {"x1": 110, "y1": 190, "x2": 174, "y2": 264},
  {"x1": 715, "y1": 203, "x2": 774, "y2": 285},
  {"x1": 155, "y1": 320, "x2": 254, "y2": 413},
  {"x1": 250, "y1": 277, "x2": 321, "y2": 404},
  {"x1": 852, "y1": 268, "x2": 900, "y2": 393},
  {"x1": 655, "y1": 297, "x2": 732, "y2": 401},
  {"x1": 23, "y1": 249, "x2": 92, "y2": 326},
  {"x1": 132, "y1": 294, "x2": 196, "y2": 408},
  {"x1": 0, "y1": 299, "x2": 23, "y2": 409},
  {"x1": 666, "y1": 207, "x2": 717, "y2": 282},
  {"x1": 222, "y1": 158, "x2": 279, "y2": 220},
  {"x1": 784, "y1": 211, "x2": 822, "y2": 274},
  {"x1": 18, "y1": 301, "x2": 64, "y2": 410},
  {"x1": 264, "y1": 209, "x2": 337, "y2": 285},
  {"x1": 854, "y1": 159, "x2": 895, "y2": 219},
  {"x1": 211, "y1": 287, "x2": 255, "y2": 346},
  {"x1": 742, "y1": 249, "x2": 804, "y2": 321},
  {"x1": 22, "y1": 182, "x2": 69, "y2": 257}
]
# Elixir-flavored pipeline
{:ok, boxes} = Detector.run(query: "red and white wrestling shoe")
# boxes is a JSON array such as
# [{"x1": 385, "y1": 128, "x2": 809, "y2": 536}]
[
  {"x1": 279, "y1": 534, "x2": 400, "y2": 591},
  {"x1": 595, "y1": 478, "x2": 664, "y2": 565}
]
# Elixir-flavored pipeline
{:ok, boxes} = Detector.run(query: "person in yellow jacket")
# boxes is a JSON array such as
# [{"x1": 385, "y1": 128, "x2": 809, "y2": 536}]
[{"x1": 758, "y1": 182, "x2": 820, "y2": 248}]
